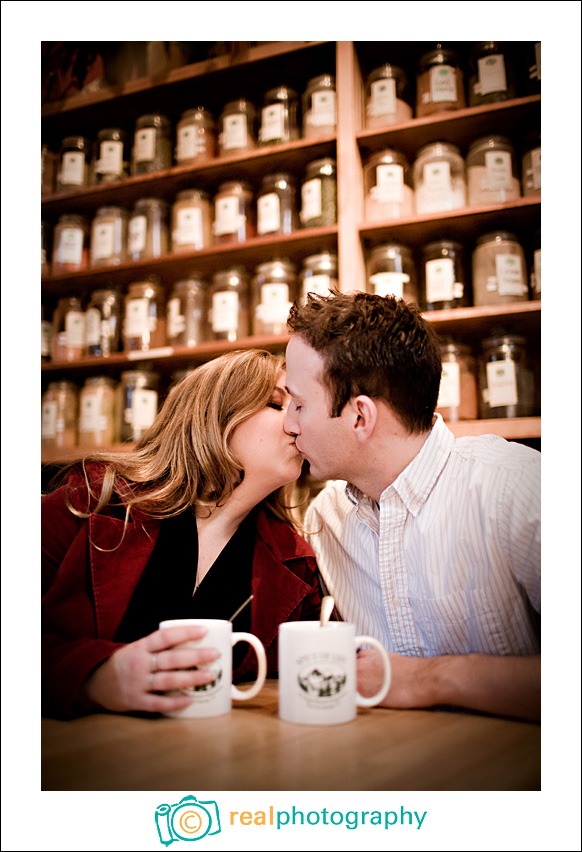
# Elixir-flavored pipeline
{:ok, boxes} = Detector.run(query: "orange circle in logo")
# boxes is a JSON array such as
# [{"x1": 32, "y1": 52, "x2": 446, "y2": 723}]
[{"x1": 179, "y1": 809, "x2": 202, "y2": 834}]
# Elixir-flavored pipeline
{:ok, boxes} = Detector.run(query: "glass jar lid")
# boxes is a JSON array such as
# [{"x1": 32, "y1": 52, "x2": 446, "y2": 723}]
[
  {"x1": 416, "y1": 141, "x2": 462, "y2": 160},
  {"x1": 216, "y1": 181, "x2": 251, "y2": 194},
  {"x1": 303, "y1": 251, "x2": 338, "y2": 270},
  {"x1": 84, "y1": 376, "x2": 116, "y2": 388},
  {"x1": 422, "y1": 239, "x2": 464, "y2": 254},
  {"x1": 366, "y1": 148, "x2": 410, "y2": 169},
  {"x1": 95, "y1": 205, "x2": 128, "y2": 217},
  {"x1": 133, "y1": 196, "x2": 169, "y2": 211},
  {"x1": 305, "y1": 158, "x2": 336, "y2": 177},
  {"x1": 468, "y1": 135, "x2": 515, "y2": 154},
  {"x1": 255, "y1": 258, "x2": 296, "y2": 277},
  {"x1": 57, "y1": 213, "x2": 88, "y2": 226},
  {"x1": 47, "y1": 380, "x2": 78, "y2": 392},
  {"x1": 260, "y1": 173, "x2": 294, "y2": 188},
  {"x1": 120, "y1": 369, "x2": 159, "y2": 383},
  {"x1": 212, "y1": 266, "x2": 249, "y2": 286},
  {"x1": 61, "y1": 135, "x2": 91, "y2": 151},
  {"x1": 222, "y1": 98, "x2": 257, "y2": 116},
  {"x1": 306, "y1": 74, "x2": 336, "y2": 90},
  {"x1": 482, "y1": 334, "x2": 526, "y2": 350},
  {"x1": 180, "y1": 106, "x2": 215, "y2": 127},
  {"x1": 176, "y1": 188, "x2": 210, "y2": 202},
  {"x1": 367, "y1": 63, "x2": 408, "y2": 84},
  {"x1": 475, "y1": 231, "x2": 519, "y2": 247},
  {"x1": 264, "y1": 85, "x2": 299, "y2": 102},
  {"x1": 172, "y1": 275, "x2": 206, "y2": 292},
  {"x1": 369, "y1": 242, "x2": 413, "y2": 262},
  {"x1": 135, "y1": 113, "x2": 171, "y2": 130},
  {"x1": 97, "y1": 127, "x2": 129, "y2": 142},
  {"x1": 418, "y1": 46, "x2": 461, "y2": 71}
]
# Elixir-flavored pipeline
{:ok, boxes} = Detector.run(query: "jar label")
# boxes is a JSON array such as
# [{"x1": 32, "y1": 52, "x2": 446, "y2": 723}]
[
  {"x1": 530, "y1": 147, "x2": 541, "y2": 190},
  {"x1": 85, "y1": 307, "x2": 101, "y2": 346},
  {"x1": 260, "y1": 104, "x2": 285, "y2": 142},
  {"x1": 302, "y1": 273, "x2": 334, "y2": 298},
  {"x1": 309, "y1": 91, "x2": 337, "y2": 127},
  {"x1": 211, "y1": 291, "x2": 239, "y2": 333},
  {"x1": 57, "y1": 227, "x2": 83, "y2": 264},
  {"x1": 175, "y1": 206, "x2": 204, "y2": 246},
  {"x1": 79, "y1": 391, "x2": 108, "y2": 432},
  {"x1": 256, "y1": 283, "x2": 291, "y2": 325},
  {"x1": 167, "y1": 297, "x2": 186, "y2": 337},
  {"x1": 134, "y1": 127, "x2": 156, "y2": 163},
  {"x1": 437, "y1": 361, "x2": 461, "y2": 409},
  {"x1": 125, "y1": 298, "x2": 155, "y2": 336},
  {"x1": 41, "y1": 320, "x2": 53, "y2": 357},
  {"x1": 429, "y1": 66, "x2": 457, "y2": 103},
  {"x1": 92, "y1": 222, "x2": 115, "y2": 260},
  {"x1": 369, "y1": 78, "x2": 397, "y2": 116},
  {"x1": 418, "y1": 161, "x2": 456, "y2": 213},
  {"x1": 477, "y1": 55, "x2": 507, "y2": 95},
  {"x1": 128, "y1": 215, "x2": 147, "y2": 253},
  {"x1": 495, "y1": 254, "x2": 527, "y2": 295},
  {"x1": 61, "y1": 151, "x2": 85, "y2": 185},
  {"x1": 132, "y1": 389, "x2": 158, "y2": 429},
  {"x1": 97, "y1": 140, "x2": 123, "y2": 175},
  {"x1": 426, "y1": 258, "x2": 455, "y2": 303},
  {"x1": 373, "y1": 164, "x2": 404, "y2": 203},
  {"x1": 213, "y1": 196, "x2": 240, "y2": 237},
  {"x1": 65, "y1": 311, "x2": 85, "y2": 348},
  {"x1": 300, "y1": 178, "x2": 323, "y2": 223},
  {"x1": 257, "y1": 192, "x2": 281, "y2": 235},
  {"x1": 223, "y1": 114, "x2": 247, "y2": 150},
  {"x1": 369, "y1": 271, "x2": 409, "y2": 299},
  {"x1": 485, "y1": 151, "x2": 513, "y2": 190},
  {"x1": 486, "y1": 360, "x2": 518, "y2": 407},
  {"x1": 177, "y1": 126, "x2": 197, "y2": 160},
  {"x1": 42, "y1": 400, "x2": 58, "y2": 438}
]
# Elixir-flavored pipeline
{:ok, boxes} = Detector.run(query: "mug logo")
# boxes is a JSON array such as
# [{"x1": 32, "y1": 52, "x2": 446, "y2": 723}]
[
  {"x1": 191, "y1": 662, "x2": 223, "y2": 694},
  {"x1": 298, "y1": 664, "x2": 347, "y2": 698},
  {"x1": 155, "y1": 795, "x2": 221, "y2": 845}
]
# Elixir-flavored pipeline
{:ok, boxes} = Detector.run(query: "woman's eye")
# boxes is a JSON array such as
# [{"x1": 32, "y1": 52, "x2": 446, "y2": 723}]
[{"x1": 267, "y1": 402, "x2": 284, "y2": 411}]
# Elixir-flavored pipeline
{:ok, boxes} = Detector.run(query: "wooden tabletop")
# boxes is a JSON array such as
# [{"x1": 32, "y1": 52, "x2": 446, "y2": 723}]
[{"x1": 42, "y1": 680, "x2": 540, "y2": 791}]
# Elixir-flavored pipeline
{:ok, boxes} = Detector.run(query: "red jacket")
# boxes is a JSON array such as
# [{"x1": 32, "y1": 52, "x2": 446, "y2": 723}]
[{"x1": 42, "y1": 466, "x2": 321, "y2": 718}]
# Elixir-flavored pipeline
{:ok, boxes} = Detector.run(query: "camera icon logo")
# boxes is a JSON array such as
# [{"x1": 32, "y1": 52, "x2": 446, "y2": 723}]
[{"x1": 156, "y1": 795, "x2": 221, "y2": 845}]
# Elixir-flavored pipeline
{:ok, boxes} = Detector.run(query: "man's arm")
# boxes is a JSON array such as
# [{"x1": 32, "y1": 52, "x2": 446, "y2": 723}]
[{"x1": 357, "y1": 649, "x2": 541, "y2": 722}]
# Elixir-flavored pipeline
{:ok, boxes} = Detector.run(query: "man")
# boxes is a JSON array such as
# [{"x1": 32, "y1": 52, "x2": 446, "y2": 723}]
[{"x1": 284, "y1": 292, "x2": 540, "y2": 722}]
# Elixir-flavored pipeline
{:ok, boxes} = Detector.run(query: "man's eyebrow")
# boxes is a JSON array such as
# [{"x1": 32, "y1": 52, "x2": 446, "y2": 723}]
[{"x1": 285, "y1": 384, "x2": 302, "y2": 400}]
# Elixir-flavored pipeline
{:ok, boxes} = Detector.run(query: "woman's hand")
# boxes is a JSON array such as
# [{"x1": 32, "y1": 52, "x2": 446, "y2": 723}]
[{"x1": 82, "y1": 624, "x2": 221, "y2": 714}]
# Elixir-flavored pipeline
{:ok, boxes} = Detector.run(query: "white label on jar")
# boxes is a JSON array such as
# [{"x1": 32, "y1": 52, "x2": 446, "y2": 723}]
[
  {"x1": 369, "y1": 78, "x2": 396, "y2": 116},
  {"x1": 373, "y1": 164, "x2": 404, "y2": 203},
  {"x1": 369, "y1": 272, "x2": 409, "y2": 299},
  {"x1": 426, "y1": 258, "x2": 455, "y2": 303},
  {"x1": 125, "y1": 298, "x2": 153, "y2": 336},
  {"x1": 92, "y1": 222, "x2": 115, "y2": 260},
  {"x1": 533, "y1": 248, "x2": 541, "y2": 296},
  {"x1": 97, "y1": 140, "x2": 123, "y2": 175},
  {"x1": 42, "y1": 400, "x2": 58, "y2": 438},
  {"x1": 41, "y1": 321, "x2": 53, "y2": 357},
  {"x1": 486, "y1": 360, "x2": 518, "y2": 407},
  {"x1": 134, "y1": 127, "x2": 156, "y2": 162},
  {"x1": 132, "y1": 389, "x2": 158, "y2": 430},
  {"x1": 430, "y1": 65, "x2": 457, "y2": 102},
  {"x1": 260, "y1": 104, "x2": 285, "y2": 142},
  {"x1": 167, "y1": 297, "x2": 186, "y2": 337},
  {"x1": 417, "y1": 161, "x2": 459, "y2": 213},
  {"x1": 477, "y1": 55, "x2": 507, "y2": 95},
  {"x1": 211, "y1": 291, "x2": 239, "y2": 333},
  {"x1": 302, "y1": 274, "x2": 334, "y2": 297},
  {"x1": 65, "y1": 311, "x2": 85, "y2": 348},
  {"x1": 79, "y1": 392, "x2": 104, "y2": 432},
  {"x1": 300, "y1": 178, "x2": 323, "y2": 223},
  {"x1": 531, "y1": 147, "x2": 541, "y2": 190},
  {"x1": 57, "y1": 227, "x2": 83, "y2": 264},
  {"x1": 128, "y1": 215, "x2": 147, "y2": 253},
  {"x1": 256, "y1": 283, "x2": 291, "y2": 325},
  {"x1": 223, "y1": 114, "x2": 247, "y2": 150},
  {"x1": 177, "y1": 126, "x2": 198, "y2": 160},
  {"x1": 437, "y1": 361, "x2": 461, "y2": 409},
  {"x1": 175, "y1": 206, "x2": 204, "y2": 246},
  {"x1": 61, "y1": 151, "x2": 85, "y2": 185},
  {"x1": 85, "y1": 307, "x2": 101, "y2": 346},
  {"x1": 485, "y1": 150, "x2": 513, "y2": 190},
  {"x1": 310, "y1": 91, "x2": 337, "y2": 126},
  {"x1": 495, "y1": 254, "x2": 527, "y2": 295},
  {"x1": 257, "y1": 192, "x2": 281, "y2": 234},
  {"x1": 213, "y1": 196, "x2": 239, "y2": 237}
]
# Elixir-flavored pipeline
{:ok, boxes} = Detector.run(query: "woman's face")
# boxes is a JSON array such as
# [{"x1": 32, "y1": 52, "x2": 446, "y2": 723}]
[{"x1": 229, "y1": 370, "x2": 303, "y2": 493}]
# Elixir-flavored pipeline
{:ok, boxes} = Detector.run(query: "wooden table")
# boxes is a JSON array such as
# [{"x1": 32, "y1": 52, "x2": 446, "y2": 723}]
[{"x1": 42, "y1": 681, "x2": 540, "y2": 791}]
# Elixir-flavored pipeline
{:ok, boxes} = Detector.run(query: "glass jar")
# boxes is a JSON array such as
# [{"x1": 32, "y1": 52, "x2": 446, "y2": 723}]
[
  {"x1": 132, "y1": 113, "x2": 172, "y2": 175},
  {"x1": 257, "y1": 173, "x2": 298, "y2": 236},
  {"x1": 363, "y1": 148, "x2": 414, "y2": 222},
  {"x1": 526, "y1": 42, "x2": 541, "y2": 95},
  {"x1": 466, "y1": 135, "x2": 521, "y2": 205},
  {"x1": 213, "y1": 181, "x2": 255, "y2": 245},
  {"x1": 128, "y1": 197, "x2": 169, "y2": 261},
  {"x1": 300, "y1": 158, "x2": 337, "y2": 227},
  {"x1": 468, "y1": 42, "x2": 517, "y2": 106},
  {"x1": 41, "y1": 220, "x2": 52, "y2": 277},
  {"x1": 218, "y1": 98, "x2": 258, "y2": 155},
  {"x1": 416, "y1": 47, "x2": 465, "y2": 117},
  {"x1": 209, "y1": 267, "x2": 250, "y2": 342},
  {"x1": 175, "y1": 107, "x2": 216, "y2": 165},
  {"x1": 116, "y1": 370, "x2": 160, "y2": 442},
  {"x1": 52, "y1": 296, "x2": 85, "y2": 362},
  {"x1": 366, "y1": 243, "x2": 418, "y2": 304},
  {"x1": 479, "y1": 335, "x2": 536, "y2": 418},
  {"x1": 57, "y1": 136, "x2": 92, "y2": 192},
  {"x1": 85, "y1": 289, "x2": 121, "y2": 357},
  {"x1": 421, "y1": 240, "x2": 469, "y2": 310},
  {"x1": 167, "y1": 275, "x2": 207, "y2": 346},
  {"x1": 251, "y1": 259, "x2": 297, "y2": 335},
  {"x1": 41, "y1": 304, "x2": 53, "y2": 361},
  {"x1": 302, "y1": 74, "x2": 337, "y2": 138},
  {"x1": 172, "y1": 189, "x2": 212, "y2": 252},
  {"x1": 123, "y1": 277, "x2": 166, "y2": 352},
  {"x1": 90, "y1": 206, "x2": 128, "y2": 268},
  {"x1": 472, "y1": 232, "x2": 529, "y2": 306},
  {"x1": 299, "y1": 251, "x2": 339, "y2": 300},
  {"x1": 530, "y1": 229, "x2": 541, "y2": 299},
  {"x1": 93, "y1": 128, "x2": 131, "y2": 183},
  {"x1": 52, "y1": 214, "x2": 89, "y2": 274},
  {"x1": 259, "y1": 86, "x2": 300, "y2": 145},
  {"x1": 41, "y1": 381, "x2": 78, "y2": 450},
  {"x1": 41, "y1": 144, "x2": 57, "y2": 196},
  {"x1": 413, "y1": 142, "x2": 467, "y2": 215},
  {"x1": 436, "y1": 340, "x2": 479, "y2": 422},
  {"x1": 521, "y1": 130, "x2": 541, "y2": 197},
  {"x1": 78, "y1": 376, "x2": 117, "y2": 447},
  {"x1": 365, "y1": 64, "x2": 413, "y2": 128}
]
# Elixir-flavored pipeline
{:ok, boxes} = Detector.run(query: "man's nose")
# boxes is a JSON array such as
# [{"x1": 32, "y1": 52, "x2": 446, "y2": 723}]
[{"x1": 284, "y1": 408, "x2": 298, "y2": 436}]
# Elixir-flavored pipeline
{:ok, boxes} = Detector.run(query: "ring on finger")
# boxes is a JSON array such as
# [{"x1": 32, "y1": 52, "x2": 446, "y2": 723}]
[{"x1": 151, "y1": 653, "x2": 158, "y2": 673}]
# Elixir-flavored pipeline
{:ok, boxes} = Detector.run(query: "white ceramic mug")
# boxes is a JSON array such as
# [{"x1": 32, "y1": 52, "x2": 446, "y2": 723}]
[
  {"x1": 159, "y1": 618, "x2": 267, "y2": 718},
  {"x1": 278, "y1": 621, "x2": 391, "y2": 725}
]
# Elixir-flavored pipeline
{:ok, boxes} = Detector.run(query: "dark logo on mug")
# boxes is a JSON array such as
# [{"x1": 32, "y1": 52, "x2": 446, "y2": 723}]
[{"x1": 298, "y1": 665, "x2": 347, "y2": 698}]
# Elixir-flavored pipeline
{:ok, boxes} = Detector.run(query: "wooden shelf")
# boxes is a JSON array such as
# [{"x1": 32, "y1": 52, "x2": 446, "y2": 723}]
[{"x1": 447, "y1": 417, "x2": 541, "y2": 440}]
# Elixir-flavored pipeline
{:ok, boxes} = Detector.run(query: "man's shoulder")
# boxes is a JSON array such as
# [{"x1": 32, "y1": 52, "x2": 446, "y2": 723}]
[{"x1": 451, "y1": 433, "x2": 540, "y2": 473}]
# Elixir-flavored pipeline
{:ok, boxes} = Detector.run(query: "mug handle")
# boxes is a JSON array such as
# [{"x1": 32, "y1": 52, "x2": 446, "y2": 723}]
[
  {"x1": 230, "y1": 632, "x2": 267, "y2": 701},
  {"x1": 354, "y1": 636, "x2": 391, "y2": 707}
]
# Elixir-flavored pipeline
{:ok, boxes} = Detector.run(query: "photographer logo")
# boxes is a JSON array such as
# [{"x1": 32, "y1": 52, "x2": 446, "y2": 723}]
[{"x1": 155, "y1": 795, "x2": 221, "y2": 845}]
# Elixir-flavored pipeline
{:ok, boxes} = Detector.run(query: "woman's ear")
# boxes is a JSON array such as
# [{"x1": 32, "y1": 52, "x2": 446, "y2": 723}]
[{"x1": 349, "y1": 395, "x2": 378, "y2": 442}]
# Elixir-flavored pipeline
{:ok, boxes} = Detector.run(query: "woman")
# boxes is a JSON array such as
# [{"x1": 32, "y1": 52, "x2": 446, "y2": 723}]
[{"x1": 42, "y1": 349, "x2": 321, "y2": 718}]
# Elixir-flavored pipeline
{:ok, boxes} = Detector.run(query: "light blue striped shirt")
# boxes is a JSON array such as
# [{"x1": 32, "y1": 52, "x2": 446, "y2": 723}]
[{"x1": 304, "y1": 415, "x2": 541, "y2": 657}]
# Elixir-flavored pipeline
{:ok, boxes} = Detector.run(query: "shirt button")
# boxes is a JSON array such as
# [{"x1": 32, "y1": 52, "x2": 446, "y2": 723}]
[{"x1": 392, "y1": 598, "x2": 400, "y2": 607}]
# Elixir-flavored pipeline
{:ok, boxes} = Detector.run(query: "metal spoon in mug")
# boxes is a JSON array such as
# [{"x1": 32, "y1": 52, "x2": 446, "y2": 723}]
[{"x1": 319, "y1": 595, "x2": 335, "y2": 628}]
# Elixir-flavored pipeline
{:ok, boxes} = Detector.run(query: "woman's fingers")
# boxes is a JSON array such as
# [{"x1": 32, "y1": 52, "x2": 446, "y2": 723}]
[{"x1": 146, "y1": 624, "x2": 209, "y2": 653}]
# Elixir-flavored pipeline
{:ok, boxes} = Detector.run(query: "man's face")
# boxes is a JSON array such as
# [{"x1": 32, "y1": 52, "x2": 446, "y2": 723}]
[{"x1": 284, "y1": 335, "x2": 353, "y2": 482}]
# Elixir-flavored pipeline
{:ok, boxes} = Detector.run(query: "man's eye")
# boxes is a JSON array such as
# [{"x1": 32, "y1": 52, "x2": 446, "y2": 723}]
[{"x1": 267, "y1": 402, "x2": 284, "y2": 411}]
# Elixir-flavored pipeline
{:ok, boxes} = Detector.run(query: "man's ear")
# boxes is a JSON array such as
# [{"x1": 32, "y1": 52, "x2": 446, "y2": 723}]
[{"x1": 349, "y1": 395, "x2": 378, "y2": 442}]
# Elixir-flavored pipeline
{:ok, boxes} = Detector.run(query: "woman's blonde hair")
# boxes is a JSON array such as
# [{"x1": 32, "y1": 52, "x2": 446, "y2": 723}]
[{"x1": 63, "y1": 349, "x2": 300, "y2": 528}]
